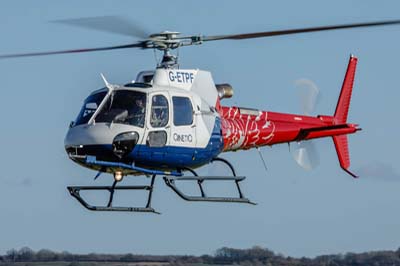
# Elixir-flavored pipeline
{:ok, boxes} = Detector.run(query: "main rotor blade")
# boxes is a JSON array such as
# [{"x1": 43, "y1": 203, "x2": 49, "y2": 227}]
[
  {"x1": 0, "y1": 42, "x2": 145, "y2": 59},
  {"x1": 53, "y1": 16, "x2": 150, "y2": 39},
  {"x1": 202, "y1": 19, "x2": 400, "y2": 41}
]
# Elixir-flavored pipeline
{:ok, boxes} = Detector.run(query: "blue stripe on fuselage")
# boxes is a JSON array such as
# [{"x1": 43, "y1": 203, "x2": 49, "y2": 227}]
[{"x1": 133, "y1": 117, "x2": 223, "y2": 169}]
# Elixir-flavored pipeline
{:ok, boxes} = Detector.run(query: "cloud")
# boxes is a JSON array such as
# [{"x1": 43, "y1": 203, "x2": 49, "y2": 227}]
[{"x1": 357, "y1": 161, "x2": 400, "y2": 182}]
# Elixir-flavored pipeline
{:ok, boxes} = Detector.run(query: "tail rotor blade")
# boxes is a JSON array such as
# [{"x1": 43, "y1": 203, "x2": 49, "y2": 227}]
[
  {"x1": 295, "y1": 78, "x2": 320, "y2": 116},
  {"x1": 291, "y1": 141, "x2": 320, "y2": 170}
]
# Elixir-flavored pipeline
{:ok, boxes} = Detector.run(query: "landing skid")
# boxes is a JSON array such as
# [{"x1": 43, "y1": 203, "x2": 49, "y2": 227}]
[
  {"x1": 164, "y1": 176, "x2": 255, "y2": 204},
  {"x1": 68, "y1": 175, "x2": 159, "y2": 213},
  {"x1": 164, "y1": 158, "x2": 256, "y2": 205},
  {"x1": 67, "y1": 157, "x2": 255, "y2": 213}
]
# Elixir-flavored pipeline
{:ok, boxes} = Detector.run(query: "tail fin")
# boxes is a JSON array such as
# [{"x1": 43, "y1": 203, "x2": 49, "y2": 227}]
[
  {"x1": 334, "y1": 55, "x2": 357, "y2": 124},
  {"x1": 333, "y1": 55, "x2": 358, "y2": 178},
  {"x1": 333, "y1": 135, "x2": 357, "y2": 177}
]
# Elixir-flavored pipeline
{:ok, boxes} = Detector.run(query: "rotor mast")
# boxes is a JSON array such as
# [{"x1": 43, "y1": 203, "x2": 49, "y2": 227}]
[{"x1": 158, "y1": 50, "x2": 177, "y2": 68}]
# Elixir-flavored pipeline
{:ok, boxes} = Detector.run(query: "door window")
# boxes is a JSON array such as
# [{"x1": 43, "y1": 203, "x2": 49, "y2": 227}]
[
  {"x1": 172, "y1": 96, "x2": 193, "y2": 126},
  {"x1": 150, "y1": 95, "x2": 169, "y2": 127}
]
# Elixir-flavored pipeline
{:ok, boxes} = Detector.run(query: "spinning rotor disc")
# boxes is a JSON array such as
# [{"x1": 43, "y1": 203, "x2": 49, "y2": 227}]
[{"x1": 1, "y1": 16, "x2": 400, "y2": 60}]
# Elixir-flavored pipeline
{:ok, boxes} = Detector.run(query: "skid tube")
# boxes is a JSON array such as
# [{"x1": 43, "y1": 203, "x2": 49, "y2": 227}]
[{"x1": 164, "y1": 158, "x2": 256, "y2": 205}]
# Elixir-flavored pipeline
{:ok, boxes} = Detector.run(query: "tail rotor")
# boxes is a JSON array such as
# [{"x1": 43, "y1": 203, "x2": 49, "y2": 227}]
[
  {"x1": 291, "y1": 55, "x2": 359, "y2": 177},
  {"x1": 291, "y1": 140, "x2": 320, "y2": 170},
  {"x1": 291, "y1": 78, "x2": 321, "y2": 170}
]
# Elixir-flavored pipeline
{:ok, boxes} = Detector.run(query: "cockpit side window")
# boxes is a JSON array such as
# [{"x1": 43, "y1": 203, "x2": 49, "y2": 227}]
[
  {"x1": 95, "y1": 90, "x2": 147, "y2": 127},
  {"x1": 75, "y1": 91, "x2": 107, "y2": 126},
  {"x1": 150, "y1": 95, "x2": 169, "y2": 128},
  {"x1": 172, "y1": 96, "x2": 193, "y2": 126}
]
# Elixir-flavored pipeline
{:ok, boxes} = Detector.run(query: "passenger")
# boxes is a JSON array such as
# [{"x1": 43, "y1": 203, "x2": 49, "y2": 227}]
[
  {"x1": 130, "y1": 98, "x2": 146, "y2": 127},
  {"x1": 159, "y1": 109, "x2": 168, "y2": 126}
]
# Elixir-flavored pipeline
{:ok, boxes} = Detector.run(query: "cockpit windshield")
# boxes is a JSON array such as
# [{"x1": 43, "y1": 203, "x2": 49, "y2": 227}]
[
  {"x1": 75, "y1": 90, "x2": 107, "y2": 126},
  {"x1": 95, "y1": 90, "x2": 147, "y2": 127}
]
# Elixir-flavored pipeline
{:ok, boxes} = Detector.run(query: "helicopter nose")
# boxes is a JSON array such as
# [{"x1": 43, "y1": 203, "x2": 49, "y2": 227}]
[
  {"x1": 64, "y1": 123, "x2": 143, "y2": 162},
  {"x1": 65, "y1": 131, "x2": 139, "y2": 162}
]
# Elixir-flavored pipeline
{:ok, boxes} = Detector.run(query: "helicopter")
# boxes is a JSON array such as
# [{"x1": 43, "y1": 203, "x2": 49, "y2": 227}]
[{"x1": 2, "y1": 17, "x2": 400, "y2": 214}]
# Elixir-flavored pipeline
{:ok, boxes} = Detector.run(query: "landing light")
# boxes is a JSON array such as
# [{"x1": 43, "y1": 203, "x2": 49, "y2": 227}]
[{"x1": 114, "y1": 171, "x2": 123, "y2": 182}]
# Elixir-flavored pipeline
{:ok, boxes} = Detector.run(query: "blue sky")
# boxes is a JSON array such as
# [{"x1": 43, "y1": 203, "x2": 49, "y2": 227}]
[{"x1": 1, "y1": 0, "x2": 400, "y2": 258}]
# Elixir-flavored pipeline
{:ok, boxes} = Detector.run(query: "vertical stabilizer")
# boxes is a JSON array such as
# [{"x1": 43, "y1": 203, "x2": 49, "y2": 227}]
[
  {"x1": 332, "y1": 55, "x2": 358, "y2": 177},
  {"x1": 334, "y1": 55, "x2": 357, "y2": 124}
]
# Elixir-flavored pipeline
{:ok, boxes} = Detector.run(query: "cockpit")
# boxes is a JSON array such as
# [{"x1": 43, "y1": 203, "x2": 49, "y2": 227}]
[
  {"x1": 74, "y1": 89, "x2": 148, "y2": 127},
  {"x1": 96, "y1": 90, "x2": 146, "y2": 127}
]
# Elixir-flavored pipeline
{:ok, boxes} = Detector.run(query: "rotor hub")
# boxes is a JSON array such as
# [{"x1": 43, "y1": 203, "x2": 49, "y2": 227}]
[
  {"x1": 145, "y1": 31, "x2": 184, "y2": 51},
  {"x1": 149, "y1": 31, "x2": 181, "y2": 39}
]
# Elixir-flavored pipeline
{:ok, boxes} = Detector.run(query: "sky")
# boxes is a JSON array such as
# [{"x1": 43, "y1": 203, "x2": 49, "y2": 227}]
[{"x1": 1, "y1": 0, "x2": 400, "y2": 258}]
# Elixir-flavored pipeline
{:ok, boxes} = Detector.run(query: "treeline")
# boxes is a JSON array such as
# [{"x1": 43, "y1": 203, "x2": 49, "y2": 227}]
[
  {"x1": 0, "y1": 247, "x2": 174, "y2": 263},
  {"x1": 210, "y1": 246, "x2": 400, "y2": 266},
  {"x1": 2, "y1": 246, "x2": 400, "y2": 266}
]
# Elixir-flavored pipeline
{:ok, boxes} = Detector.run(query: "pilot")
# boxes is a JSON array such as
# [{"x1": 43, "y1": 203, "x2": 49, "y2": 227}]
[{"x1": 135, "y1": 98, "x2": 145, "y2": 113}]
